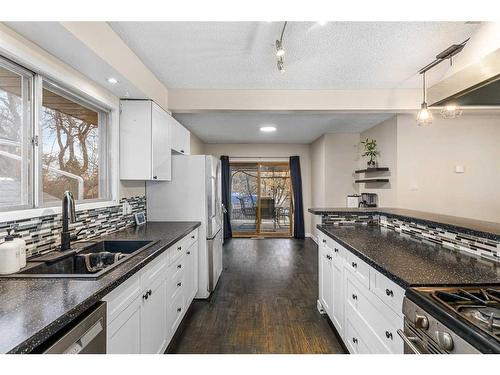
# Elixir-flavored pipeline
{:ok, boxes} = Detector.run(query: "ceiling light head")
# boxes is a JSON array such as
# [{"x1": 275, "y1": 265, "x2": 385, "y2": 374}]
[
  {"x1": 417, "y1": 102, "x2": 433, "y2": 126},
  {"x1": 277, "y1": 57, "x2": 285, "y2": 73},
  {"x1": 317, "y1": 21, "x2": 328, "y2": 26},
  {"x1": 275, "y1": 39, "x2": 285, "y2": 57},
  {"x1": 107, "y1": 77, "x2": 118, "y2": 84},
  {"x1": 260, "y1": 126, "x2": 277, "y2": 132},
  {"x1": 440, "y1": 103, "x2": 463, "y2": 119}
]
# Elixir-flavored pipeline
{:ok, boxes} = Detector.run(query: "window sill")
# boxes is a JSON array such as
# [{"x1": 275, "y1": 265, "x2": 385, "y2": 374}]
[{"x1": 0, "y1": 200, "x2": 120, "y2": 223}]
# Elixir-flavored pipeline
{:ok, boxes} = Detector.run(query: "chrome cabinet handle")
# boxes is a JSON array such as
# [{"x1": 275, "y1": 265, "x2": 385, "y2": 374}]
[
  {"x1": 385, "y1": 331, "x2": 393, "y2": 340},
  {"x1": 397, "y1": 330, "x2": 422, "y2": 354},
  {"x1": 386, "y1": 289, "x2": 394, "y2": 297}
]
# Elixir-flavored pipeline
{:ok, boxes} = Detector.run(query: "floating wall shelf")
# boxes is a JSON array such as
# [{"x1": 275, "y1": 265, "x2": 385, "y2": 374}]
[
  {"x1": 355, "y1": 179, "x2": 390, "y2": 184},
  {"x1": 354, "y1": 167, "x2": 390, "y2": 174}
]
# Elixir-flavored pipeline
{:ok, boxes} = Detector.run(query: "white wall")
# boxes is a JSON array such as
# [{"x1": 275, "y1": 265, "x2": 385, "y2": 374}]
[
  {"x1": 359, "y1": 116, "x2": 398, "y2": 207},
  {"x1": 396, "y1": 113, "x2": 500, "y2": 222},
  {"x1": 190, "y1": 133, "x2": 205, "y2": 155},
  {"x1": 204, "y1": 143, "x2": 313, "y2": 235}
]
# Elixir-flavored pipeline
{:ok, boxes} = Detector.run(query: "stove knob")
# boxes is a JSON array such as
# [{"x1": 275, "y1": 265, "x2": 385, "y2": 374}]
[
  {"x1": 415, "y1": 314, "x2": 429, "y2": 330},
  {"x1": 436, "y1": 331, "x2": 454, "y2": 352}
]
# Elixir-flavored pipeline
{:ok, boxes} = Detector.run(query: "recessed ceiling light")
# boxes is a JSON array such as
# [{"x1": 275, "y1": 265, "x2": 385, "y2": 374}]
[
  {"x1": 260, "y1": 126, "x2": 277, "y2": 132},
  {"x1": 107, "y1": 77, "x2": 118, "y2": 84},
  {"x1": 317, "y1": 21, "x2": 328, "y2": 26}
]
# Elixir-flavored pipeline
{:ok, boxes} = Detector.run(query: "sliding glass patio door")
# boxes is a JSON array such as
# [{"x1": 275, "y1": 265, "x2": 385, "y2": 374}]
[{"x1": 230, "y1": 161, "x2": 292, "y2": 237}]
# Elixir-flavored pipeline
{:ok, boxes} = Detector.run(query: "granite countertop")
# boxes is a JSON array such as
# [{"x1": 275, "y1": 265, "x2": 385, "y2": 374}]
[
  {"x1": 309, "y1": 207, "x2": 500, "y2": 240},
  {"x1": 318, "y1": 224, "x2": 500, "y2": 289},
  {"x1": 0, "y1": 221, "x2": 200, "y2": 354}
]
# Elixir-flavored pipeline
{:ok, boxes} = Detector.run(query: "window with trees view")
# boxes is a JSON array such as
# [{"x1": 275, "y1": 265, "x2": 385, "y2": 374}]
[{"x1": 0, "y1": 55, "x2": 110, "y2": 212}]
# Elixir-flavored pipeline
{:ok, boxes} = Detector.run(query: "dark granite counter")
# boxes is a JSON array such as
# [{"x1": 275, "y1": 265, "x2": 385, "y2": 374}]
[
  {"x1": 309, "y1": 207, "x2": 500, "y2": 241},
  {"x1": 0, "y1": 221, "x2": 200, "y2": 354},
  {"x1": 317, "y1": 224, "x2": 500, "y2": 289}
]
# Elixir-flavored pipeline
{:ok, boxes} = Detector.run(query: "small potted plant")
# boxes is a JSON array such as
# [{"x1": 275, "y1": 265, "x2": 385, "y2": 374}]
[{"x1": 361, "y1": 138, "x2": 379, "y2": 169}]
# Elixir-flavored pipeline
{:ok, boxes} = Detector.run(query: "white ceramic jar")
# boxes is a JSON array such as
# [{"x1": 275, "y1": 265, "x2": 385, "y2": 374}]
[{"x1": 0, "y1": 230, "x2": 21, "y2": 275}]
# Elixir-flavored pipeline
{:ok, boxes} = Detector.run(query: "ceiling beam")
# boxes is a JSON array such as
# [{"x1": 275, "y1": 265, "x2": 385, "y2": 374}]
[{"x1": 168, "y1": 89, "x2": 422, "y2": 113}]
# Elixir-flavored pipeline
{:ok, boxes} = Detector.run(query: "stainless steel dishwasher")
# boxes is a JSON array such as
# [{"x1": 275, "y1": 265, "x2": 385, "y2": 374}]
[{"x1": 43, "y1": 302, "x2": 106, "y2": 354}]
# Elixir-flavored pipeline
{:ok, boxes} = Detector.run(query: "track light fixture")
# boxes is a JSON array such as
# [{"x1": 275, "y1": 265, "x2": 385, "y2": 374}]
[
  {"x1": 275, "y1": 22, "x2": 287, "y2": 72},
  {"x1": 416, "y1": 39, "x2": 469, "y2": 126}
]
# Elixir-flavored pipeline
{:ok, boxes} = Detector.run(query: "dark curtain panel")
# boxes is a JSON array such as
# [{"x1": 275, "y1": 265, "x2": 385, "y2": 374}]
[
  {"x1": 220, "y1": 155, "x2": 233, "y2": 239},
  {"x1": 290, "y1": 156, "x2": 305, "y2": 239}
]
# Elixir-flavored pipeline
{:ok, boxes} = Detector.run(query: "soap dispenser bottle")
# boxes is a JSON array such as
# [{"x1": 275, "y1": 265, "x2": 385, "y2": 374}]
[{"x1": 0, "y1": 229, "x2": 21, "y2": 274}]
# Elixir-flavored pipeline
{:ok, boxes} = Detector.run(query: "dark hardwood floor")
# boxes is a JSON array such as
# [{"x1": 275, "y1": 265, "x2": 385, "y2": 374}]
[{"x1": 167, "y1": 238, "x2": 346, "y2": 354}]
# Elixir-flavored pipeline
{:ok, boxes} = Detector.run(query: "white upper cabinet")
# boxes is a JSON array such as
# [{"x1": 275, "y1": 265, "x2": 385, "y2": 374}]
[
  {"x1": 120, "y1": 100, "x2": 172, "y2": 181},
  {"x1": 168, "y1": 115, "x2": 191, "y2": 155}
]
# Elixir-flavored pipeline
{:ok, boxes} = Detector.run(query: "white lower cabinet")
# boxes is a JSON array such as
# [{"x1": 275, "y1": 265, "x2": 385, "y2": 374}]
[
  {"x1": 103, "y1": 229, "x2": 199, "y2": 353},
  {"x1": 318, "y1": 232, "x2": 404, "y2": 354}
]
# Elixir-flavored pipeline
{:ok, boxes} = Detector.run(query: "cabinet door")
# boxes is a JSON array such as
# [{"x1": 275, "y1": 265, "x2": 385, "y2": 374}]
[
  {"x1": 140, "y1": 276, "x2": 168, "y2": 354},
  {"x1": 119, "y1": 100, "x2": 152, "y2": 180},
  {"x1": 319, "y1": 245, "x2": 333, "y2": 316},
  {"x1": 107, "y1": 296, "x2": 141, "y2": 354},
  {"x1": 331, "y1": 258, "x2": 344, "y2": 336},
  {"x1": 169, "y1": 116, "x2": 190, "y2": 155},
  {"x1": 151, "y1": 103, "x2": 171, "y2": 181},
  {"x1": 185, "y1": 241, "x2": 198, "y2": 304}
]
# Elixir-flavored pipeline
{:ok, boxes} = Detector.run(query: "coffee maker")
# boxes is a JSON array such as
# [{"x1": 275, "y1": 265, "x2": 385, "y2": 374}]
[{"x1": 359, "y1": 193, "x2": 378, "y2": 208}]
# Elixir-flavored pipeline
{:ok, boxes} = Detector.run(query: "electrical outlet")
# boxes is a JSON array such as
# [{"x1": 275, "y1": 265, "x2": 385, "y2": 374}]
[{"x1": 122, "y1": 202, "x2": 131, "y2": 215}]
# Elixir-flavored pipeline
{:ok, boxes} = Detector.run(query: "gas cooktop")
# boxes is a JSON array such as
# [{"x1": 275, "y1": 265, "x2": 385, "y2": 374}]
[{"x1": 405, "y1": 285, "x2": 500, "y2": 353}]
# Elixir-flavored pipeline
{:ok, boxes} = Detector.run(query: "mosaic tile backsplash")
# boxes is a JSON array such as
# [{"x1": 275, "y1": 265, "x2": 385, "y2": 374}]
[
  {"x1": 0, "y1": 196, "x2": 146, "y2": 258},
  {"x1": 321, "y1": 212, "x2": 500, "y2": 262}
]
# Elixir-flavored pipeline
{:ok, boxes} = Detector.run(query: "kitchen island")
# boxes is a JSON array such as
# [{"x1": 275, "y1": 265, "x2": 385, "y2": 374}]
[{"x1": 0, "y1": 221, "x2": 200, "y2": 354}]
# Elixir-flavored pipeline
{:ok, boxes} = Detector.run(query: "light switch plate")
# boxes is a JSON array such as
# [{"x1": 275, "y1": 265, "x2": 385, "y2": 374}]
[{"x1": 455, "y1": 165, "x2": 465, "y2": 173}]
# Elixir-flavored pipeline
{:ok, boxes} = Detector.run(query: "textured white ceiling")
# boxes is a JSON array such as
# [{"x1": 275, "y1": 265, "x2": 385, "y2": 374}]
[
  {"x1": 174, "y1": 111, "x2": 394, "y2": 144},
  {"x1": 5, "y1": 22, "x2": 146, "y2": 100},
  {"x1": 110, "y1": 22, "x2": 478, "y2": 90}
]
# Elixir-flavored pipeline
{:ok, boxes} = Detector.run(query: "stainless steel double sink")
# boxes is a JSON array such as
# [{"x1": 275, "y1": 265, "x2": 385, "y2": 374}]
[{"x1": 0, "y1": 240, "x2": 156, "y2": 279}]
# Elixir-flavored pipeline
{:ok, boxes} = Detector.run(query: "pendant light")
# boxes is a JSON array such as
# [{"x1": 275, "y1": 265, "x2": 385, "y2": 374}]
[
  {"x1": 416, "y1": 71, "x2": 432, "y2": 126},
  {"x1": 440, "y1": 103, "x2": 463, "y2": 119},
  {"x1": 275, "y1": 22, "x2": 287, "y2": 73}
]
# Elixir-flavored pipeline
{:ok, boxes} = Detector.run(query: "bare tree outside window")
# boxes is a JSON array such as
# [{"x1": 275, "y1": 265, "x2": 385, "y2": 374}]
[{"x1": 41, "y1": 87, "x2": 102, "y2": 203}]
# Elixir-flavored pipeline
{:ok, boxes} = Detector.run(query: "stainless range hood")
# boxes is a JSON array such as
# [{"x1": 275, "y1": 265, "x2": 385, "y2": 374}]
[{"x1": 428, "y1": 23, "x2": 500, "y2": 107}]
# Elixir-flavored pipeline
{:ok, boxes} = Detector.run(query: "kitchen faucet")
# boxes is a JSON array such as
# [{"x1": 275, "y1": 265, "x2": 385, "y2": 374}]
[{"x1": 60, "y1": 191, "x2": 76, "y2": 251}]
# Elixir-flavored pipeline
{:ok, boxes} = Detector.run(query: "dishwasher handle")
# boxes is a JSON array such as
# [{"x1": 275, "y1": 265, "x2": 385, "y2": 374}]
[{"x1": 43, "y1": 302, "x2": 106, "y2": 354}]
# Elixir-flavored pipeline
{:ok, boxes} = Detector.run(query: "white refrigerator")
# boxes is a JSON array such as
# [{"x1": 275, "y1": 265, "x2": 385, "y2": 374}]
[{"x1": 146, "y1": 155, "x2": 223, "y2": 299}]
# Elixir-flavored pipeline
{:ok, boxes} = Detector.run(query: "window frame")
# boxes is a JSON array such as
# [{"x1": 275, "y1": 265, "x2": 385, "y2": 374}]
[
  {"x1": 38, "y1": 78, "x2": 111, "y2": 207},
  {"x1": 0, "y1": 55, "x2": 35, "y2": 211},
  {"x1": 0, "y1": 54, "x2": 114, "y2": 214}
]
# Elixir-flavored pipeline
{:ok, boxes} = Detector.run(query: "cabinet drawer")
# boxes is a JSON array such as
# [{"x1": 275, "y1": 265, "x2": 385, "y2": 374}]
[
  {"x1": 184, "y1": 230, "x2": 198, "y2": 250},
  {"x1": 168, "y1": 254, "x2": 185, "y2": 280},
  {"x1": 167, "y1": 267, "x2": 185, "y2": 301},
  {"x1": 168, "y1": 290, "x2": 185, "y2": 334},
  {"x1": 103, "y1": 273, "x2": 141, "y2": 324},
  {"x1": 370, "y1": 269, "x2": 405, "y2": 317},
  {"x1": 345, "y1": 310, "x2": 372, "y2": 354},
  {"x1": 141, "y1": 252, "x2": 168, "y2": 286},
  {"x1": 344, "y1": 251, "x2": 370, "y2": 287},
  {"x1": 346, "y1": 273, "x2": 403, "y2": 353}
]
